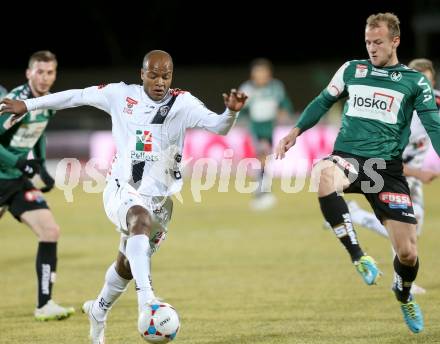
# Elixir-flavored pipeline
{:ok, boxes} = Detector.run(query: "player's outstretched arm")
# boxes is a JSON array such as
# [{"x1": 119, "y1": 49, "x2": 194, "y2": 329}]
[
  {"x1": 275, "y1": 127, "x2": 301, "y2": 160},
  {"x1": 2, "y1": 87, "x2": 113, "y2": 123},
  {"x1": 185, "y1": 89, "x2": 247, "y2": 135},
  {"x1": 222, "y1": 89, "x2": 248, "y2": 111}
]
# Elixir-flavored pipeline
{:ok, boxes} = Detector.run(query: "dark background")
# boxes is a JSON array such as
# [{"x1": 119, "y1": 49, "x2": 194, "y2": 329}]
[
  {"x1": 1, "y1": 0, "x2": 440, "y2": 137},
  {"x1": 1, "y1": 0, "x2": 439, "y2": 69}
]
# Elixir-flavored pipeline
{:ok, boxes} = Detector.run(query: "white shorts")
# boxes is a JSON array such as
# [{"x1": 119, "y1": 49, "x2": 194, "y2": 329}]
[
  {"x1": 103, "y1": 179, "x2": 173, "y2": 254},
  {"x1": 406, "y1": 176, "x2": 424, "y2": 234},
  {"x1": 407, "y1": 176, "x2": 424, "y2": 209}
]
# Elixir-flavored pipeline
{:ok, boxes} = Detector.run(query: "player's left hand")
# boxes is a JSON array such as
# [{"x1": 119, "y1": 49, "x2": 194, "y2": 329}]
[
  {"x1": 223, "y1": 89, "x2": 248, "y2": 112},
  {"x1": 0, "y1": 98, "x2": 28, "y2": 124},
  {"x1": 39, "y1": 165, "x2": 55, "y2": 193},
  {"x1": 275, "y1": 127, "x2": 301, "y2": 159}
]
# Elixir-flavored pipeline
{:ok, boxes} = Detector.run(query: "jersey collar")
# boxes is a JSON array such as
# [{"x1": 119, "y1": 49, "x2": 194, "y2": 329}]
[{"x1": 141, "y1": 87, "x2": 172, "y2": 105}]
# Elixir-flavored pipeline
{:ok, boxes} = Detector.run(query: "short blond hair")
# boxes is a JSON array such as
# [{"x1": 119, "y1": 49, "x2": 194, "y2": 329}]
[
  {"x1": 28, "y1": 50, "x2": 57, "y2": 69},
  {"x1": 408, "y1": 58, "x2": 435, "y2": 77},
  {"x1": 366, "y1": 12, "x2": 400, "y2": 38}
]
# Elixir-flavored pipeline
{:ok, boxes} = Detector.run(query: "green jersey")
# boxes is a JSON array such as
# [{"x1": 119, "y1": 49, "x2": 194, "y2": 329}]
[
  {"x1": 0, "y1": 83, "x2": 54, "y2": 179},
  {"x1": 296, "y1": 60, "x2": 440, "y2": 160},
  {"x1": 239, "y1": 79, "x2": 293, "y2": 139}
]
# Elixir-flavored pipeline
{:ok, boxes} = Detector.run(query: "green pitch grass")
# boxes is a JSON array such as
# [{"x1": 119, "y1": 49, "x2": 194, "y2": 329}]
[{"x1": 1, "y1": 179, "x2": 440, "y2": 343}]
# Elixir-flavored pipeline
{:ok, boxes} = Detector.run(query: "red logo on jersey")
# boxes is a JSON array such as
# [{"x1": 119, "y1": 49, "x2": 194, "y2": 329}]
[
  {"x1": 97, "y1": 84, "x2": 107, "y2": 89},
  {"x1": 24, "y1": 189, "x2": 45, "y2": 203},
  {"x1": 170, "y1": 88, "x2": 186, "y2": 96},
  {"x1": 355, "y1": 64, "x2": 368, "y2": 78},
  {"x1": 126, "y1": 97, "x2": 138, "y2": 105},
  {"x1": 124, "y1": 97, "x2": 138, "y2": 115}
]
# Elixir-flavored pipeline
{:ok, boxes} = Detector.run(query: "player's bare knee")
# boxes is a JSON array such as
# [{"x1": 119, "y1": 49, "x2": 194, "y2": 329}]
[
  {"x1": 317, "y1": 167, "x2": 340, "y2": 196},
  {"x1": 39, "y1": 222, "x2": 60, "y2": 241},
  {"x1": 311, "y1": 165, "x2": 328, "y2": 195},
  {"x1": 127, "y1": 205, "x2": 152, "y2": 236},
  {"x1": 397, "y1": 247, "x2": 418, "y2": 266}
]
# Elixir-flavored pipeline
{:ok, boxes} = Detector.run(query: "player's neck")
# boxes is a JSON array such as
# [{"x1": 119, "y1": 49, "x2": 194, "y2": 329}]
[
  {"x1": 383, "y1": 60, "x2": 399, "y2": 67},
  {"x1": 28, "y1": 83, "x2": 48, "y2": 98},
  {"x1": 144, "y1": 89, "x2": 171, "y2": 104},
  {"x1": 383, "y1": 54, "x2": 399, "y2": 67}
]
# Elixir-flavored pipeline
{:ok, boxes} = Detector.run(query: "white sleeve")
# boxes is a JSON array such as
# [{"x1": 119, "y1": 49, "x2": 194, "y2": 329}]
[
  {"x1": 184, "y1": 93, "x2": 238, "y2": 135},
  {"x1": 24, "y1": 84, "x2": 120, "y2": 114},
  {"x1": 326, "y1": 62, "x2": 349, "y2": 97}
]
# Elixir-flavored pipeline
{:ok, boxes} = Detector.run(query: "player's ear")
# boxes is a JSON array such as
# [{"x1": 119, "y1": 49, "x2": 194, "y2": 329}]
[
  {"x1": 140, "y1": 68, "x2": 145, "y2": 81},
  {"x1": 25, "y1": 68, "x2": 31, "y2": 80},
  {"x1": 393, "y1": 37, "x2": 400, "y2": 49}
]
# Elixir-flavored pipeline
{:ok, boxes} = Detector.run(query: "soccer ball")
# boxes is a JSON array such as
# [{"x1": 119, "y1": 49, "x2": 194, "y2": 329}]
[{"x1": 138, "y1": 301, "x2": 180, "y2": 343}]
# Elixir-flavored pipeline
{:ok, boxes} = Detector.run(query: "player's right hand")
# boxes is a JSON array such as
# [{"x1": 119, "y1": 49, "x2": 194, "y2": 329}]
[
  {"x1": 15, "y1": 158, "x2": 43, "y2": 178},
  {"x1": 0, "y1": 98, "x2": 28, "y2": 123},
  {"x1": 275, "y1": 128, "x2": 300, "y2": 159}
]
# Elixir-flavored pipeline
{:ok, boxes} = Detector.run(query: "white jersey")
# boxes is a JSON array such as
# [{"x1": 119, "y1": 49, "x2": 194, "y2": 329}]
[
  {"x1": 24, "y1": 82, "x2": 238, "y2": 196},
  {"x1": 403, "y1": 89, "x2": 440, "y2": 169},
  {"x1": 402, "y1": 111, "x2": 430, "y2": 169}
]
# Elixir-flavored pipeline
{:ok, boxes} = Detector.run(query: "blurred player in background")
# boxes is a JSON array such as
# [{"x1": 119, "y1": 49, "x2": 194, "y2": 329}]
[
  {"x1": 0, "y1": 51, "x2": 74, "y2": 320},
  {"x1": 276, "y1": 13, "x2": 440, "y2": 333},
  {"x1": 347, "y1": 58, "x2": 440, "y2": 294},
  {"x1": 239, "y1": 58, "x2": 293, "y2": 210},
  {"x1": 0, "y1": 50, "x2": 247, "y2": 344}
]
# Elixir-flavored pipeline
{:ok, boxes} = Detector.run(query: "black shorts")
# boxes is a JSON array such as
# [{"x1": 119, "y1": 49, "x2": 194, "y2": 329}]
[
  {"x1": 0, "y1": 177, "x2": 49, "y2": 221},
  {"x1": 254, "y1": 134, "x2": 273, "y2": 146},
  {"x1": 252, "y1": 136, "x2": 273, "y2": 156},
  {"x1": 327, "y1": 151, "x2": 417, "y2": 225}
]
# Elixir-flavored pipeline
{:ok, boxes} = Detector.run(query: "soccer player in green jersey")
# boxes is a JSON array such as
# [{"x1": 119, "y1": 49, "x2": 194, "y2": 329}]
[
  {"x1": 0, "y1": 51, "x2": 74, "y2": 320},
  {"x1": 347, "y1": 58, "x2": 440, "y2": 295},
  {"x1": 239, "y1": 58, "x2": 293, "y2": 210},
  {"x1": 276, "y1": 13, "x2": 440, "y2": 333}
]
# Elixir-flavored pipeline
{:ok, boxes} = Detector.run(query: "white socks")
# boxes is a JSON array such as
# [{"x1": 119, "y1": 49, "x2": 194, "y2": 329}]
[
  {"x1": 91, "y1": 235, "x2": 155, "y2": 320},
  {"x1": 92, "y1": 262, "x2": 130, "y2": 321},
  {"x1": 125, "y1": 234, "x2": 155, "y2": 309},
  {"x1": 350, "y1": 207, "x2": 389, "y2": 237}
]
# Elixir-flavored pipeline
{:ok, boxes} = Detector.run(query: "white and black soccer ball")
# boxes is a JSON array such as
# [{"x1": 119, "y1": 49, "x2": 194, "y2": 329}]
[{"x1": 138, "y1": 302, "x2": 180, "y2": 343}]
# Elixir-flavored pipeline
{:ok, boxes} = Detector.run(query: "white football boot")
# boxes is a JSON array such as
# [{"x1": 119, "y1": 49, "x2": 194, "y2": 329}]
[
  {"x1": 82, "y1": 300, "x2": 106, "y2": 344},
  {"x1": 34, "y1": 300, "x2": 75, "y2": 321}
]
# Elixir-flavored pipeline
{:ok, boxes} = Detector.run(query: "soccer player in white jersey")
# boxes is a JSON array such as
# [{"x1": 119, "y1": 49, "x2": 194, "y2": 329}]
[
  {"x1": 0, "y1": 50, "x2": 247, "y2": 344},
  {"x1": 346, "y1": 58, "x2": 440, "y2": 295}
]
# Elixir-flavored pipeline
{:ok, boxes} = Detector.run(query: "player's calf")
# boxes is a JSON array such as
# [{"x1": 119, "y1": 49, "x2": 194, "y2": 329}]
[{"x1": 319, "y1": 192, "x2": 364, "y2": 262}]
